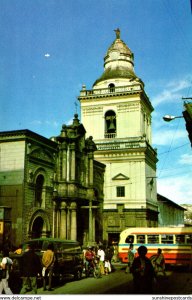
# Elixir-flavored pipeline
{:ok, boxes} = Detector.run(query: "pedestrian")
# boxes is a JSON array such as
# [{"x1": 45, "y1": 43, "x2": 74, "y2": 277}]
[
  {"x1": 105, "y1": 245, "x2": 114, "y2": 264},
  {"x1": 20, "y1": 244, "x2": 42, "y2": 294},
  {"x1": 130, "y1": 245, "x2": 155, "y2": 294},
  {"x1": 111, "y1": 242, "x2": 118, "y2": 262},
  {"x1": 42, "y1": 243, "x2": 56, "y2": 291},
  {"x1": 0, "y1": 248, "x2": 13, "y2": 294},
  {"x1": 125, "y1": 243, "x2": 136, "y2": 273},
  {"x1": 97, "y1": 246, "x2": 105, "y2": 275},
  {"x1": 153, "y1": 248, "x2": 166, "y2": 277},
  {"x1": 84, "y1": 246, "x2": 95, "y2": 271},
  {"x1": 104, "y1": 259, "x2": 111, "y2": 275},
  {"x1": 14, "y1": 244, "x2": 23, "y2": 255}
]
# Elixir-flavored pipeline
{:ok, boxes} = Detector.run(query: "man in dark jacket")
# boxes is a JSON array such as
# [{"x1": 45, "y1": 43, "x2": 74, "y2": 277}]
[
  {"x1": 130, "y1": 245, "x2": 155, "y2": 294},
  {"x1": 20, "y1": 244, "x2": 42, "y2": 294}
]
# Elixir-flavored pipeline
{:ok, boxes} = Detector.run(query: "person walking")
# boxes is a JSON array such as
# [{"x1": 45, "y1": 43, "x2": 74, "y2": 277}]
[
  {"x1": 125, "y1": 243, "x2": 136, "y2": 273},
  {"x1": 20, "y1": 244, "x2": 42, "y2": 294},
  {"x1": 42, "y1": 243, "x2": 56, "y2": 291},
  {"x1": 97, "y1": 246, "x2": 105, "y2": 275},
  {"x1": 130, "y1": 245, "x2": 155, "y2": 294},
  {"x1": 153, "y1": 248, "x2": 166, "y2": 277},
  {"x1": 84, "y1": 246, "x2": 95, "y2": 272},
  {"x1": 0, "y1": 248, "x2": 13, "y2": 294}
]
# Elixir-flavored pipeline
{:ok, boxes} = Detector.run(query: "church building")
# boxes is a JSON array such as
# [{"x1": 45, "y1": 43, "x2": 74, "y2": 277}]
[
  {"x1": 78, "y1": 29, "x2": 159, "y2": 243},
  {"x1": 0, "y1": 114, "x2": 105, "y2": 248},
  {"x1": 0, "y1": 29, "x2": 185, "y2": 249}
]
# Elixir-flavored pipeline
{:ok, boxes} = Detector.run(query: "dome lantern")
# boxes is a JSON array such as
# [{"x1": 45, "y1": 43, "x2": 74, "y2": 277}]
[{"x1": 93, "y1": 29, "x2": 137, "y2": 87}]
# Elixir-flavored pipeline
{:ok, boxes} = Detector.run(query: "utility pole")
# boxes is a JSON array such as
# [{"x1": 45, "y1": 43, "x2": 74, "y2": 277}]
[{"x1": 182, "y1": 97, "x2": 192, "y2": 147}]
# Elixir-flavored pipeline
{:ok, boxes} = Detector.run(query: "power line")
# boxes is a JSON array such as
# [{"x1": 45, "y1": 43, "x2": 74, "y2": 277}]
[{"x1": 158, "y1": 142, "x2": 190, "y2": 155}]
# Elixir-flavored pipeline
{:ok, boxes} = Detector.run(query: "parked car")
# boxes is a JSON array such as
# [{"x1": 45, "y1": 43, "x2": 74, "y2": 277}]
[{"x1": 9, "y1": 238, "x2": 84, "y2": 292}]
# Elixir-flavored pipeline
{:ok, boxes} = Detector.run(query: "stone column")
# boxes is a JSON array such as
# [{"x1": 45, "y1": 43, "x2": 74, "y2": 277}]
[
  {"x1": 60, "y1": 202, "x2": 67, "y2": 239},
  {"x1": 70, "y1": 202, "x2": 77, "y2": 240},
  {"x1": 88, "y1": 153, "x2": 94, "y2": 185},
  {"x1": 85, "y1": 155, "x2": 89, "y2": 186},
  {"x1": 52, "y1": 201, "x2": 57, "y2": 238},
  {"x1": 61, "y1": 143, "x2": 67, "y2": 181},
  {"x1": 58, "y1": 148, "x2": 62, "y2": 181},
  {"x1": 67, "y1": 206, "x2": 71, "y2": 239},
  {"x1": 92, "y1": 212, "x2": 95, "y2": 242},
  {"x1": 56, "y1": 209, "x2": 61, "y2": 238},
  {"x1": 89, "y1": 200, "x2": 93, "y2": 243},
  {"x1": 69, "y1": 143, "x2": 76, "y2": 181}
]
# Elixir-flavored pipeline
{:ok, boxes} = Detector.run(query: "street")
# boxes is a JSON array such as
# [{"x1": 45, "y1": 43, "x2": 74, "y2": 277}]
[{"x1": 33, "y1": 265, "x2": 192, "y2": 295}]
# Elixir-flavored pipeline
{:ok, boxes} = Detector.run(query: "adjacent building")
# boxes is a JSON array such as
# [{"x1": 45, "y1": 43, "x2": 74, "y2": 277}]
[
  {"x1": 157, "y1": 194, "x2": 185, "y2": 227},
  {"x1": 0, "y1": 115, "x2": 105, "y2": 248}
]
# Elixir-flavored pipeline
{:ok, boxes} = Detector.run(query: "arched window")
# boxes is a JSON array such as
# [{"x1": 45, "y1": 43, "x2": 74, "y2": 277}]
[
  {"x1": 108, "y1": 83, "x2": 115, "y2": 93},
  {"x1": 35, "y1": 174, "x2": 44, "y2": 207},
  {"x1": 105, "y1": 110, "x2": 116, "y2": 138}
]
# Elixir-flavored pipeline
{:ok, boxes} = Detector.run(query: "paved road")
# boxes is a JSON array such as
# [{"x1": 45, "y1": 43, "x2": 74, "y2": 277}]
[{"x1": 34, "y1": 265, "x2": 192, "y2": 295}]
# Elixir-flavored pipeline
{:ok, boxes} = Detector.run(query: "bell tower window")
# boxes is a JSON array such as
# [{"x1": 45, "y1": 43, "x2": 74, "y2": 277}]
[
  {"x1": 105, "y1": 110, "x2": 116, "y2": 138},
  {"x1": 108, "y1": 83, "x2": 115, "y2": 93}
]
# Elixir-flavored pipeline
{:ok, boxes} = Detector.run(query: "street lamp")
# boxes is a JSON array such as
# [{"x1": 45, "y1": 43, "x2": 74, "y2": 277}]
[
  {"x1": 162, "y1": 115, "x2": 183, "y2": 122},
  {"x1": 162, "y1": 101, "x2": 192, "y2": 146}
]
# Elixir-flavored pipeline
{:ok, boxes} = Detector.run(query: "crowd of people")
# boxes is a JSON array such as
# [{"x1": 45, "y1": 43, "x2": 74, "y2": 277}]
[
  {"x1": 0, "y1": 241, "x2": 166, "y2": 295},
  {"x1": 83, "y1": 244, "x2": 114, "y2": 276},
  {"x1": 0, "y1": 242, "x2": 115, "y2": 294},
  {"x1": 0, "y1": 242, "x2": 57, "y2": 294}
]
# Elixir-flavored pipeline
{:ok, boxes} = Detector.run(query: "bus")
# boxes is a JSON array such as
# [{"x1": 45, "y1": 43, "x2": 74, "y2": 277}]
[{"x1": 118, "y1": 227, "x2": 192, "y2": 266}]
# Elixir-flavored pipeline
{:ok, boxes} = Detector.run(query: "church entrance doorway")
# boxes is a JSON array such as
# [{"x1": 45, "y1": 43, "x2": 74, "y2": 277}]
[{"x1": 31, "y1": 216, "x2": 44, "y2": 239}]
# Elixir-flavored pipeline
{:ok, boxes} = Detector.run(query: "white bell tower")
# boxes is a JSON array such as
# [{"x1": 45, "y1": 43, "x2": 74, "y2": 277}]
[{"x1": 78, "y1": 29, "x2": 158, "y2": 241}]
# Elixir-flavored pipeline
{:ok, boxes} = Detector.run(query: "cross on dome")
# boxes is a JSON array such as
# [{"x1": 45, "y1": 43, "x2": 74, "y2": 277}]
[{"x1": 114, "y1": 28, "x2": 120, "y2": 39}]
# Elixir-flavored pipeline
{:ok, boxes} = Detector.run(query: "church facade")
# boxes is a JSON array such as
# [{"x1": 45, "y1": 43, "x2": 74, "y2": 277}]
[
  {"x1": 0, "y1": 29, "x2": 185, "y2": 249},
  {"x1": 0, "y1": 115, "x2": 105, "y2": 248},
  {"x1": 78, "y1": 29, "x2": 159, "y2": 243}
]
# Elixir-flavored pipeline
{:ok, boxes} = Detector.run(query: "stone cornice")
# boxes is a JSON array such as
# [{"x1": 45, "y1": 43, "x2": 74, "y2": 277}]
[
  {"x1": 0, "y1": 129, "x2": 57, "y2": 149},
  {"x1": 78, "y1": 85, "x2": 153, "y2": 111}
]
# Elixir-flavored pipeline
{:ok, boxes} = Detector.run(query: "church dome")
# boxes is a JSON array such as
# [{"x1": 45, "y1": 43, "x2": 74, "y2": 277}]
[{"x1": 93, "y1": 29, "x2": 137, "y2": 87}]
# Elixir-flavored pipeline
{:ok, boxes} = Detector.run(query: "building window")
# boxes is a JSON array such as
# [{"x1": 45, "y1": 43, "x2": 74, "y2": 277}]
[
  {"x1": 35, "y1": 174, "x2": 44, "y2": 207},
  {"x1": 105, "y1": 110, "x2": 116, "y2": 138},
  {"x1": 116, "y1": 186, "x2": 125, "y2": 197},
  {"x1": 108, "y1": 83, "x2": 115, "y2": 93}
]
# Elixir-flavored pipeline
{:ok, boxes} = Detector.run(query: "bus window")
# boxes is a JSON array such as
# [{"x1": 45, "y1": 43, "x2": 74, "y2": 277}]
[
  {"x1": 147, "y1": 235, "x2": 159, "y2": 244},
  {"x1": 136, "y1": 235, "x2": 145, "y2": 244},
  {"x1": 161, "y1": 234, "x2": 173, "y2": 244},
  {"x1": 125, "y1": 235, "x2": 134, "y2": 244},
  {"x1": 175, "y1": 234, "x2": 185, "y2": 244},
  {"x1": 186, "y1": 235, "x2": 192, "y2": 244}
]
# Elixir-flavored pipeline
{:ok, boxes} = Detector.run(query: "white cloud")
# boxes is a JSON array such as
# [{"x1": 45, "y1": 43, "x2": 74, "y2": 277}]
[
  {"x1": 66, "y1": 118, "x2": 73, "y2": 125},
  {"x1": 31, "y1": 120, "x2": 42, "y2": 125},
  {"x1": 153, "y1": 128, "x2": 187, "y2": 146},
  {"x1": 179, "y1": 153, "x2": 192, "y2": 165},
  {"x1": 45, "y1": 120, "x2": 59, "y2": 127},
  {"x1": 30, "y1": 120, "x2": 59, "y2": 127},
  {"x1": 152, "y1": 77, "x2": 191, "y2": 107},
  {"x1": 157, "y1": 174, "x2": 192, "y2": 204}
]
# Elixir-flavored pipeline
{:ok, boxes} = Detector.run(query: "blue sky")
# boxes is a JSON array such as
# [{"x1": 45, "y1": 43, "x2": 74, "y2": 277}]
[{"x1": 0, "y1": 0, "x2": 192, "y2": 205}]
